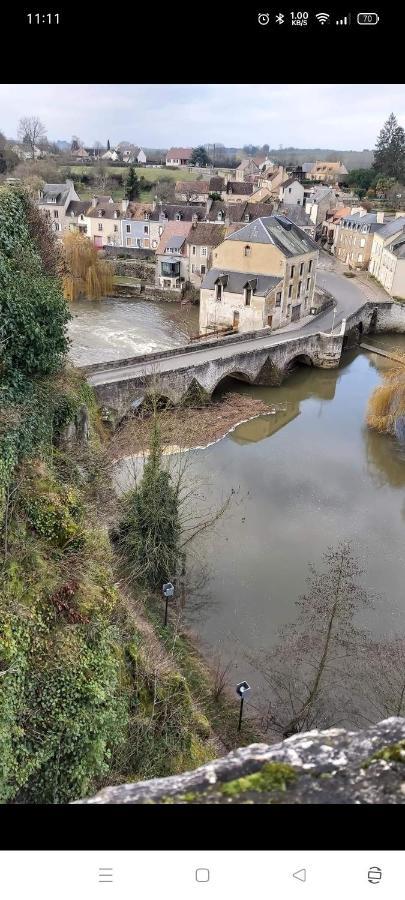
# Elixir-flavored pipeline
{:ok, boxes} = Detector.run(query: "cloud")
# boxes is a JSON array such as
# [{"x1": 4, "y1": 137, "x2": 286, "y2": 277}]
[{"x1": 0, "y1": 83, "x2": 404, "y2": 148}]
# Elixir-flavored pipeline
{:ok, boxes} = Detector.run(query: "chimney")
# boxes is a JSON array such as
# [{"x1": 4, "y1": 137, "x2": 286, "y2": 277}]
[
  {"x1": 376, "y1": 211, "x2": 385, "y2": 224},
  {"x1": 121, "y1": 198, "x2": 129, "y2": 213}
]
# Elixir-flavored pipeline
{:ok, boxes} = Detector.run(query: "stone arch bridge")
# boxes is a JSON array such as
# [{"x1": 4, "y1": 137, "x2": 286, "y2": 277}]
[{"x1": 83, "y1": 301, "x2": 405, "y2": 423}]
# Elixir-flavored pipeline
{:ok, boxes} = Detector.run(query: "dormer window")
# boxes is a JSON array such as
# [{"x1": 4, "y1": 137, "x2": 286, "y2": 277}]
[
  {"x1": 215, "y1": 283, "x2": 223, "y2": 301},
  {"x1": 217, "y1": 211, "x2": 224, "y2": 221},
  {"x1": 175, "y1": 213, "x2": 182, "y2": 220},
  {"x1": 244, "y1": 286, "x2": 252, "y2": 306},
  {"x1": 144, "y1": 212, "x2": 150, "y2": 220},
  {"x1": 244, "y1": 214, "x2": 250, "y2": 222},
  {"x1": 244, "y1": 245, "x2": 251, "y2": 257},
  {"x1": 113, "y1": 211, "x2": 118, "y2": 218}
]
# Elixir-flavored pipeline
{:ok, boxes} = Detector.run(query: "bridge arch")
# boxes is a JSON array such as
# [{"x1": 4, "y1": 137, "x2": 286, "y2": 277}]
[
  {"x1": 211, "y1": 369, "x2": 255, "y2": 396},
  {"x1": 283, "y1": 353, "x2": 315, "y2": 374}
]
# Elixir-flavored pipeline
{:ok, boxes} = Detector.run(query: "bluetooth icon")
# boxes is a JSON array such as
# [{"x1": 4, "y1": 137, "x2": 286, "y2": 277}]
[{"x1": 275, "y1": 12, "x2": 284, "y2": 23}]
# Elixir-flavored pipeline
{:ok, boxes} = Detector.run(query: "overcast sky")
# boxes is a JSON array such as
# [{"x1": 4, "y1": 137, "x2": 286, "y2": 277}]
[{"x1": 1, "y1": 84, "x2": 405, "y2": 149}]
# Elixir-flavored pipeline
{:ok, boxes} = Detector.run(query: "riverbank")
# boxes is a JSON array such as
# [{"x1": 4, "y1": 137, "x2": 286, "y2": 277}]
[{"x1": 109, "y1": 391, "x2": 280, "y2": 460}]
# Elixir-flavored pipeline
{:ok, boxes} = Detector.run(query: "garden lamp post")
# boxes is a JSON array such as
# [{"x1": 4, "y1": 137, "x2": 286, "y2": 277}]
[
  {"x1": 236, "y1": 681, "x2": 251, "y2": 732},
  {"x1": 162, "y1": 582, "x2": 174, "y2": 626}
]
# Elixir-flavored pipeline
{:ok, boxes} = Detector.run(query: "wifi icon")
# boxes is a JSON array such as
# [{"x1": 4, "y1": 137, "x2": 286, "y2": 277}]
[{"x1": 316, "y1": 12, "x2": 330, "y2": 22}]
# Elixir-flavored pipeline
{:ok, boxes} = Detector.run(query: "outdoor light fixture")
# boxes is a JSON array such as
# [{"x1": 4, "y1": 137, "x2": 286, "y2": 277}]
[
  {"x1": 236, "y1": 681, "x2": 251, "y2": 731},
  {"x1": 162, "y1": 582, "x2": 175, "y2": 626}
]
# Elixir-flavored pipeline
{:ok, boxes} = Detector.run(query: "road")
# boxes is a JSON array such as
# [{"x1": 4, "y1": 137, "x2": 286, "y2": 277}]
[{"x1": 87, "y1": 258, "x2": 378, "y2": 387}]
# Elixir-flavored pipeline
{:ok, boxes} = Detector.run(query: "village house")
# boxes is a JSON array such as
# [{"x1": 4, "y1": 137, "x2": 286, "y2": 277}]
[
  {"x1": 307, "y1": 160, "x2": 349, "y2": 183},
  {"x1": 333, "y1": 210, "x2": 385, "y2": 269},
  {"x1": 285, "y1": 164, "x2": 306, "y2": 184},
  {"x1": 12, "y1": 143, "x2": 47, "y2": 161},
  {"x1": 186, "y1": 222, "x2": 226, "y2": 286},
  {"x1": 368, "y1": 216, "x2": 405, "y2": 295},
  {"x1": 84, "y1": 196, "x2": 129, "y2": 247},
  {"x1": 101, "y1": 148, "x2": 120, "y2": 162},
  {"x1": 175, "y1": 181, "x2": 211, "y2": 203},
  {"x1": 166, "y1": 148, "x2": 193, "y2": 167},
  {"x1": 71, "y1": 147, "x2": 90, "y2": 160},
  {"x1": 121, "y1": 202, "x2": 206, "y2": 249},
  {"x1": 199, "y1": 215, "x2": 318, "y2": 335},
  {"x1": 65, "y1": 200, "x2": 92, "y2": 234},
  {"x1": 304, "y1": 185, "x2": 337, "y2": 231},
  {"x1": 235, "y1": 156, "x2": 273, "y2": 182},
  {"x1": 321, "y1": 206, "x2": 352, "y2": 248},
  {"x1": 278, "y1": 177, "x2": 305, "y2": 206},
  {"x1": 155, "y1": 222, "x2": 192, "y2": 291},
  {"x1": 38, "y1": 180, "x2": 80, "y2": 233},
  {"x1": 225, "y1": 182, "x2": 255, "y2": 203}
]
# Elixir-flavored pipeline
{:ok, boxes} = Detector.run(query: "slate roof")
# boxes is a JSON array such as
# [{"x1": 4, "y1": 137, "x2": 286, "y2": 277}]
[
  {"x1": 202, "y1": 268, "x2": 282, "y2": 296},
  {"x1": 377, "y1": 217, "x2": 405, "y2": 239},
  {"x1": 207, "y1": 200, "x2": 274, "y2": 223},
  {"x1": 86, "y1": 200, "x2": 123, "y2": 218},
  {"x1": 276, "y1": 205, "x2": 312, "y2": 228},
  {"x1": 226, "y1": 182, "x2": 254, "y2": 195},
  {"x1": 280, "y1": 177, "x2": 301, "y2": 189},
  {"x1": 66, "y1": 201, "x2": 91, "y2": 217},
  {"x1": 389, "y1": 237, "x2": 405, "y2": 259},
  {"x1": 39, "y1": 183, "x2": 70, "y2": 205},
  {"x1": 225, "y1": 215, "x2": 319, "y2": 256},
  {"x1": 340, "y1": 212, "x2": 386, "y2": 233},
  {"x1": 186, "y1": 223, "x2": 226, "y2": 247},
  {"x1": 209, "y1": 176, "x2": 225, "y2": 192},
  {"x1": 302, "y1": 162, "x2": 315, "y2": 173}
]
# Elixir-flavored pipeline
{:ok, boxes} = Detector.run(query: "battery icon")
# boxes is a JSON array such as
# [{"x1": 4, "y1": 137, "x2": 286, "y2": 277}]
[{"x1": 357, "y1": 12, "x2": 379, "y2": 23}]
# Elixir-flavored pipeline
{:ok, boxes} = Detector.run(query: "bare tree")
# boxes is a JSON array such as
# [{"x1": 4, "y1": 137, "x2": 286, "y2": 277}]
[
  {"x1": 359, "y1": 637, "x2": 405, "y2": 722},
  {"x1": 17, "y1": 116, "x2": 47, "y2": 160},
  {"x1": 247, "y1": 541, "x2": 376, "y2": 739}
]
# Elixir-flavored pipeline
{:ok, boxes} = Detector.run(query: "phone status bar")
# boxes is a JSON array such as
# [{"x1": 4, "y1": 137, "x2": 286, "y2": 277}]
[{"x1": 256, "y1": 10, "x2": 380, "y2": 26}]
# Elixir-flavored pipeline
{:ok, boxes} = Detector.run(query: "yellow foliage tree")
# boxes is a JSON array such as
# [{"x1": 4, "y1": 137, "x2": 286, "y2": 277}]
[
  {"x1": 62, "y1": 232, "x2": 114, "y2": 301},
  {"x1": 367, "y1": 351, "x2": 405, "y2": 438}
]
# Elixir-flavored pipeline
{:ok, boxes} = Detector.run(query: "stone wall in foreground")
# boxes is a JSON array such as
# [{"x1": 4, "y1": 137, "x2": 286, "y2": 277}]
[{"x1": 76, "y1": 718, "x2": 405, "y2": 804}]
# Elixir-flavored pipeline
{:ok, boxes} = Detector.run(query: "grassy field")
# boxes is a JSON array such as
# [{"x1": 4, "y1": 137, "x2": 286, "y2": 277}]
[{"x1": 66, "y1": 166, "x2": 198, "y2": 182}]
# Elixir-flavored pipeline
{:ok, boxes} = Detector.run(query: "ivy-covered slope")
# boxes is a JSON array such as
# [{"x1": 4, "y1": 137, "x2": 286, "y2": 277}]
[{"x1": 0, "y1": 188, "x2": 214, "y2": 802}]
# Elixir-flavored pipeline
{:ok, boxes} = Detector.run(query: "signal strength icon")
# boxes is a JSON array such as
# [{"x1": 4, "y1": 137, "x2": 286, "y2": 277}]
[
  {"x1": 315, "y1": 12, "x2": 330, "y2": 23},
  {"x1": 336, "y1": 13, "x2": 351, "y2": 23}
]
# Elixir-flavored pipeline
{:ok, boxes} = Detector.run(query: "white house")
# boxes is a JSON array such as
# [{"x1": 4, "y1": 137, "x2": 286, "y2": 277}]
[
  {"x1": 278, "y1": 178, "x2": 305, "y2": 206},
  {"x1": 166, "y1": 147, "x2": 193, "y2": 167}
]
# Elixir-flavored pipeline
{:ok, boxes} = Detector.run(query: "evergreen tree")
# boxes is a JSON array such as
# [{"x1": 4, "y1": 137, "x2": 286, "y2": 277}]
[
  {"x1": 125, "y1": 166, "x2": 140, "y2": 200},
  {"x1": 190, "y1": 146, "x2": 211, "y2": 167},
  {"x1": 107, "y1": 138, "x2": 110, "y2": 151},
  {"x1": 120, "y1": 418, "x2": 180, "y2": 590},
  {"x1": 373, "y1": 113, "x2": 405, "y2": 181}
]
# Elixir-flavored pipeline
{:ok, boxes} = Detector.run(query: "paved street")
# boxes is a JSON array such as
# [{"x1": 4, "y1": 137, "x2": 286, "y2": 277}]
[{"x1": 87, "y1": 254, "x2": 382, "y2": 387}]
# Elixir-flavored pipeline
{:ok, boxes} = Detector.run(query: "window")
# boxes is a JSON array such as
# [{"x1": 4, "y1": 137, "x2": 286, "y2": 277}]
[
  {"x1": 244, "y1": 245, "x2": 251, "y2": 257},
  {"x1": 192, "y1": 246, "x2": 196, "y2": 256},
  {"x1": 245, "y1": 287, "x2": 252, "y2": 306},
  {"x1": 152, "y1": 240, "x2": 157, "y2": 248},
  {"x1": 275, "y1": 292, "x2": 282, "y2": 307},
  {"x1": 288, "y1": 284, "x2": 293, "y2": 298},
  {"x1": 306, "y1": 277, "x2": 311, "y2": 291},
  {"x1": 126, "y1": 225, "x2": 131, "y2": 233},
  {"x1": 290, "y1": 265, "x2": 295, "y2": 278},
  {"x1": 98, "y1": 223, "x2": 103, "y2": 232},
  {"x1": 126, "y1": 238, "x2": 133, "y2": 247},
  {"x1": 191, "y1": 264, "x2": 196, "y2": 274},
  {"x1": 201, "y1": 246, "x2": 207, "y2": 257},
  {"x1": 288, "y1": 187, "x2": 291, "y2": 194},
  {"x1": 360, "y1": 238, "x2": 366, "y2": 248},
  {"x1": 54, "y1": 210, "x2": 58, "y2": 218},
  {"x1": 299, "y1": 262, "x2": 304, "y2": 276},
  {"x1": 287, "y1": 304, "x2": 291, "y2": 315},
  {"x1": 114, "y1": 225, "x2": 118, "y2": 233},
  {"x1": 54, "y1": 223, "x2": 60, "y2": 232},
  {"x1": 358, "y1": 253, "x2": 363, "y2": 263},
  {"x1": 144, "y1": 225, "x2": 149, "y2": 234},
  {"x1": 308, "y1": 260, "x2": 313, "y2": 273},
  {"x1": 215, "y1": 283, "x2": 223, "y2": 301},
  {"x1": 298, "y1": 281, "x2": 302, "y2": 297},
  {"x1": 201, "y1": 265, "x2": 206, "y2": 275}
]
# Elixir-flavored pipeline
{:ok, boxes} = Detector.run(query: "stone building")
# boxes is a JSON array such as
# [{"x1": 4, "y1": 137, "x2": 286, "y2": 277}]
[
  {"x1": 199, "y1": 215, "x2": 318, "y2": 335},
  {"x1": 333, "y1": 210, "x2": 385, "y2": 270},
  {"x1": 185, "y1": 222, "x2": 226, "y2": 286}
]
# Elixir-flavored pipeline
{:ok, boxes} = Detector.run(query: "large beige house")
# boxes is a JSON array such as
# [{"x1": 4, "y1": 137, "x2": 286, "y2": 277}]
[
  {"x1": 84, "y1": 196, "x2": 129, "y2": 247},
  {"x1": 307, "y1": 161, "x2": 348, "y2": 183},
  {"x1": 199, "y1": 215, "x2": 318, "y2": 335},
  {"x1": 368, "y1": 216, "x2": 405, "y2": 297}
]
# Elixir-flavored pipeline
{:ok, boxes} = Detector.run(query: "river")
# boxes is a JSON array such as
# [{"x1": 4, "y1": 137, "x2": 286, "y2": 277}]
[
  {"x1": 68, "y1": 299, "x2": 405, "y2": 703},
  {"x1": 68, "y1": 297, "x2": 199, "y2": 364}
]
